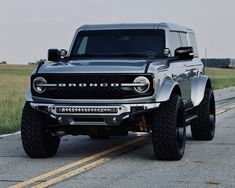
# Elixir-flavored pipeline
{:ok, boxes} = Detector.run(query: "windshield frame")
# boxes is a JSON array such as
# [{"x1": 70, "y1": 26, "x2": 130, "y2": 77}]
[{"x1": 69, "y1": 29, "x2": 166, "y2": 59}]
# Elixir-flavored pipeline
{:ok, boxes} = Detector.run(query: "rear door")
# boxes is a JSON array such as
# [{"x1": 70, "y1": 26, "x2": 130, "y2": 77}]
[{"x1": 179, "y1": 32, "x2": 193, "y2": 102}]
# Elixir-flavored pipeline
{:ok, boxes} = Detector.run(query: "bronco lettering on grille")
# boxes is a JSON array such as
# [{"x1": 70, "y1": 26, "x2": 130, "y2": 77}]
[{"x1": 58, "y1": 83, "x2": 120, "y2": 88}]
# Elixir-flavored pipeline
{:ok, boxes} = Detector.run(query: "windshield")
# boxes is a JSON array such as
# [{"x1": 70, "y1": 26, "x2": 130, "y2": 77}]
[{"x1": 70, "y1": 29, "x2": 165, "y2": 58}]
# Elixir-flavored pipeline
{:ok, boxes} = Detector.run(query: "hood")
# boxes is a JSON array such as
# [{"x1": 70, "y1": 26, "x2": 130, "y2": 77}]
[{"x1": 37, "y1": 59, "x2": 149, "y2": 74}]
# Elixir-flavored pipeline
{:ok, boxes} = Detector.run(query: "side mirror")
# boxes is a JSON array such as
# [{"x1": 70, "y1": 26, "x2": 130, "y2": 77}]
[
  {"x1": 48, "y1": 49, "x2": 60, "y2": 62},
  {"x1": 48, "y1": 49, "x2": 67, "y2": 62},
  {"x1": 175, "y1": 47, "x2": 194, "y2": 60},
  {"x1": 60, "y1": 49, "x2": 67, "y2": 57}
]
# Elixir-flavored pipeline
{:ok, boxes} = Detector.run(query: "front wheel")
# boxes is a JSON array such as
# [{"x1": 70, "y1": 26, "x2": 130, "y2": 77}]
[
  {"x1": 21, "y1": 102, "x2": 60, "y2": 158},
  {"x1": 151, "y1": 94, "x2": 186, "y2": 161}
]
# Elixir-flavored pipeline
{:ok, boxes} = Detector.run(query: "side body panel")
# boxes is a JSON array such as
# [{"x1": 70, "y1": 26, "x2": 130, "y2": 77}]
[{"x1": 168, "y1": 61, "x2": 190, "y2": 102}]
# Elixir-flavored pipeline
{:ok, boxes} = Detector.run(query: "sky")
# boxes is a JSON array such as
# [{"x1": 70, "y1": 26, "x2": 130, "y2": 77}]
[{"x1": 0, "y1": 0, "x2": 235, "y2": 64}]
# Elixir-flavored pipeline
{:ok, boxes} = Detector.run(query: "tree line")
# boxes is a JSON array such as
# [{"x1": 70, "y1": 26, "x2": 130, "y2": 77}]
[
  {"x1": 0, "y1": 61, "x2": 7, "y2": 64},
  {"x1": 201, "y1": 58, "x2": 235, "y2": 68}
]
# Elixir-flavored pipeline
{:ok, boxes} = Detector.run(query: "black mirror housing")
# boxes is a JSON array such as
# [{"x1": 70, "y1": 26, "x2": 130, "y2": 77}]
[
  {"x1": 48, "y1": 49, "x2": 60, "y2": 62},
  {"x1": 175, "y1": 47, "x2": 194, "y2": 60}
]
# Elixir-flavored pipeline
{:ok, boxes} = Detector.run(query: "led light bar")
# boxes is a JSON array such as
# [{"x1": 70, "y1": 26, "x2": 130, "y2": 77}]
[{"x1": 56, "y1": 107, "x2": 118, "y2": 114}]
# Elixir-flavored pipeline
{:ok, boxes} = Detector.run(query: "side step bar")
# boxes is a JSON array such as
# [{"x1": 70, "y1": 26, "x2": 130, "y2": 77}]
[{"x1": 185, "y1": 115, "x2": 198, "y2": 126}]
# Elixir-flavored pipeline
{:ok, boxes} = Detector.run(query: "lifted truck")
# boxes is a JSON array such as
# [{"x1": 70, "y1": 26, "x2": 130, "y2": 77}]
[{"x1": 21, "y1": 23, "x2": 215, "y2": 160}]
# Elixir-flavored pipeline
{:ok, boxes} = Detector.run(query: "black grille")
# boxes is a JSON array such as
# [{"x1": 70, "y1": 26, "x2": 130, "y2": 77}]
[{"x1": 31, "y1": 74, "x2": 154, "y2": 99}]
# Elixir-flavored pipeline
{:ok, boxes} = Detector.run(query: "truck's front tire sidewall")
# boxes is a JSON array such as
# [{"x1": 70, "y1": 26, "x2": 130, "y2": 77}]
[
  {"x1": 21, "y1": 102, "x2": 60, "y2": 158},
  {"x1": 152, "y1": 95, "x2": 186, "y2": 161}
]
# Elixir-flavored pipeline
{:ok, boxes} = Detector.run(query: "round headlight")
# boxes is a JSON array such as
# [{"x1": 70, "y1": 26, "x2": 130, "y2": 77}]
[
  {"x1": 33, "y1": 77, "x2": 47, "y2": 93},
  {"x1": 133, "y1": 76, "x2": 150, "y2": 93}
]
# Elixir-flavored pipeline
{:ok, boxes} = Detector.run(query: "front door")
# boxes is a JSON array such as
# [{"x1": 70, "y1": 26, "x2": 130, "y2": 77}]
[{"x1": 169, "y1": 60, "x2": 191, "y2": 102}]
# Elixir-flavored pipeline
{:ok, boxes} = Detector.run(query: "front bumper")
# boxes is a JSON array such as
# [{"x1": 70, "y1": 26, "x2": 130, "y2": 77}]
[{"x1": 30, "y1": 102, "x2": 160, "y2": 126}]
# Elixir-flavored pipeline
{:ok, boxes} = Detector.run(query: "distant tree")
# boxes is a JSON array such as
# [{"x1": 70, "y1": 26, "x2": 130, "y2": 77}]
[
  {"x1": 229, "y1": 59, "x2": 235, "y2": 68},
  {"x1": 0, "y1": 61, "x2": 7, "y2": 64},
  {"x1": 36, "y1": 59, "x2": 46, "y2": 64},
  {"x1": 201, "y1": 58, "x2": 230, "y2": 68}
]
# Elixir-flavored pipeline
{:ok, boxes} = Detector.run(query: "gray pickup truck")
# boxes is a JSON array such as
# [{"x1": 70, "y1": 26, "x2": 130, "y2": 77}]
[{"x1": 21, "y1": 23, "x2": 215, "y2": 160}]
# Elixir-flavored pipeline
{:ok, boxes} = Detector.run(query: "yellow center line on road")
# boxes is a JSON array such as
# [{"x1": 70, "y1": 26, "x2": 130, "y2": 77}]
[
  {"x1": 10, "y1": 137, "x2": 144, "y2": 188},
  {"x1": 32, "y1": 158, "x2": 111, "y2": 188},
  {"x1": 216, "y1": 103, "x2": 235, "y2": 115},
  {"x1": 10, "y1": 103, "x2": 235, "y2": 188}
]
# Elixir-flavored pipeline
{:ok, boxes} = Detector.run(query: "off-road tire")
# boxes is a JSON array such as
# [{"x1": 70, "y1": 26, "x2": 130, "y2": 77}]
[
  {"x1": 191, "y1": 88, "x2": 215, "y2": 140},
  {"x1": 152, "y1": 94, "x2": 186, "y2": 160},
  {"x1": 21, "y1": 102, "x2": 60, "y2": 158}
]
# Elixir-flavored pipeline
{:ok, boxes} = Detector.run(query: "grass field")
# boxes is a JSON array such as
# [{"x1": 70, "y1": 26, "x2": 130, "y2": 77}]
[
  {"x1": 0, "y1": 65, "x2": 35, "y2": 134},
  {"x1": 0, "y1": 65, "x2": 234, "y2": 135},
  {"x1": 205, "y1": 68, "x2": 235, "y2": 89}
]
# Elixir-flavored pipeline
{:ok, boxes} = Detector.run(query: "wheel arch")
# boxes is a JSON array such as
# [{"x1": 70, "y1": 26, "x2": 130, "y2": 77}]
[
  {"x1": 26, "y1": 87, "x2": 33, "y2": 102},
  {"x1": 156, "y1": 79, "x2": 182, "y2": 102}
]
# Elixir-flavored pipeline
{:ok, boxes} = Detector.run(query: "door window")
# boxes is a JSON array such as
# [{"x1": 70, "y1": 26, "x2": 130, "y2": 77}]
[
  {"x1": 179, "y1": 33, "x2": 189, "y2": 46},
  {"x1": 188, "y1": 33, "x2": 198, "y2": 56},
  {"x1": 168, "y1": 32, "x2": 181, "y2": 53}
]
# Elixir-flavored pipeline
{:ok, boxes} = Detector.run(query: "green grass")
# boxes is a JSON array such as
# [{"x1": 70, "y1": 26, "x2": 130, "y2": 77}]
[
  {"x1": 205, "y1": 68, "x2": 235, "y2": 90},
  {"x1": 0, "y1": 65, "x2": 234, "y2": 135},
  {"x1": 0, "y1": 64, "x2": 35, "y2": 134}
]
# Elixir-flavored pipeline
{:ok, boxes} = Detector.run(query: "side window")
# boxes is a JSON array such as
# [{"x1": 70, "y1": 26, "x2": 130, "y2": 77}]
[
  {"x1": 179, "y1": 33, "x2": 189, "y2": 46},
  {"x1": 77, "y1": 36, "x2": 88, "y2": 54},
  {"x1": 188, "y1": 33, "x2": 199, "y2": 56},
  {"x1": 168, "y1": 32, "x2": 181, "y2": 54}
]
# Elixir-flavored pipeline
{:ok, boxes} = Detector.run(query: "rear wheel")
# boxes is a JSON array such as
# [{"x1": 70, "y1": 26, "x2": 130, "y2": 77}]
[
  {"x1": 191, "y1": 88, "x2": 215, "y2": 140},
  {"x1": 152, "y1": 94, "x2": 186, "y2": 160},
  {"x1": 21, "y1": 102, "x2": 60, "y2": 158}
]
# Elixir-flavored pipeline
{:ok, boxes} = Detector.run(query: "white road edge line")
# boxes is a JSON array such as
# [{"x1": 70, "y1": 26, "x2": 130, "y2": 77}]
[{"x1": 0, "y1": 131, "x2": 21, "y2": 138}]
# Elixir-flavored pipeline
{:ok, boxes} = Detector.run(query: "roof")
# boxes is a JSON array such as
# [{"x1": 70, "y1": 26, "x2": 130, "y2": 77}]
[{"x1": 76, "y1": 23, "x2": 193, "y2": 33}]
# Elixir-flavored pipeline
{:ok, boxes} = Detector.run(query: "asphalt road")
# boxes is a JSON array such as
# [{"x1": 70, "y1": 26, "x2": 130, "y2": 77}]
[{"x1": 0, "y1": 87, "x2": 235, "y2": 188}]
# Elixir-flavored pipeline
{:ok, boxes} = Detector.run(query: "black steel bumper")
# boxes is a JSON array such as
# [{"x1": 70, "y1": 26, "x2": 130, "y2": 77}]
[{"x1": 30, "y1": 102, "x2": 160, "y2": 126}]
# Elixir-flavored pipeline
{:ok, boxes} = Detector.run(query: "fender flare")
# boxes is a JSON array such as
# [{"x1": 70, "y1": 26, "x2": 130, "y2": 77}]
[
  {"x1": 156, "y1": 79, "x2": 181, "y2": 102},
  {"x1": 191, "y1": 75, "x2": 211, "y2": 106},
  {"x1": 26, "y1": 87, "x2": 33, "y2": 102}
]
